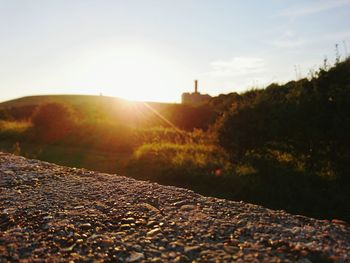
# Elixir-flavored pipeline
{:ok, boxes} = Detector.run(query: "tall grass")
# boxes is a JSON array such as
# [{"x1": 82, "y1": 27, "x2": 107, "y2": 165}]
[
  {"x1": 126, "y1": 141, "x2": 233, "y2": 193},
  {"x1": 133, "y1": 127, "x2": 213, "y2": 145},
  {"x1": 134, "y1": 143, "x2": 227, "y2": 169},
  {"x1": 0, "y1": 120, "x2": 31, "y2": 139}
]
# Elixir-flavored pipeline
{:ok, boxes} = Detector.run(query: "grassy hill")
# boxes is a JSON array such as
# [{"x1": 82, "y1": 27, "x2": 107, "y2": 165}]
[
  {"x1": 0, "y1": 94, "x2": 219, "y2": 182},
  {"x1": 0, "y1": 94, "x2": 216, "y2": 130}
]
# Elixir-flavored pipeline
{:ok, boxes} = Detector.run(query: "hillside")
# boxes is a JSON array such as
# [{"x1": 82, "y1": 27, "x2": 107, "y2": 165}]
[
  {"x1": 0, "y1": 95, "x2": 216, "y2": 130},
  {"x1": 1, "y1": 153, "x2": 350, "y2": 262},
  {"x1": 0, "y1": 94, "x2": 128, "y2": 108}
]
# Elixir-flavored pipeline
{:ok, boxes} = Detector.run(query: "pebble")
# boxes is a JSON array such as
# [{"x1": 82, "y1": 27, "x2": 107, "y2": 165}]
[
  {"x1": 122, "y1": 217, "x2": 135, "y2": 224},
  {"x1": 146, "y1": 228, "x2": 161, "y2": 237},
  {"x1": 224, "y1": 245, "x2": 239, "y2": 254},
  {"x1": 146, "y1": 220, "x2": 158, "y2": 228},
  {"x1": 120, "y1": 224, "x2": 131, "y2": 230},
  {"x1": 79, "y1": 223, "x2": 92, "y2": 230},
  {"x1": 331, "y1": 219, "x2": 348, "y2": 226},
  {"x1": 180, "y1": 205, "x2": 196, "y2": 211},
  {"x1": 184, "y1": 245, "x2": 201, "y2": 253},
  {"x1": 138, "y1": 203, "x2": 160, "y2": 214},
  {"x1": 126, "y1": 251, "x2": 144, "y2": 262}
]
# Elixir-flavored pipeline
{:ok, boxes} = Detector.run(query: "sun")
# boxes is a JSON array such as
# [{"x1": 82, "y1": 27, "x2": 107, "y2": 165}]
[{"x1": 72, "y1": 43, "x2": 183, "y2": 103}]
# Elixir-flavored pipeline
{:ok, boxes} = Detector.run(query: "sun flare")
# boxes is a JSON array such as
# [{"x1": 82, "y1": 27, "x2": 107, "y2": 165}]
[{"x1": 74, "y1": 44, "x2": 183, "y2": 102}]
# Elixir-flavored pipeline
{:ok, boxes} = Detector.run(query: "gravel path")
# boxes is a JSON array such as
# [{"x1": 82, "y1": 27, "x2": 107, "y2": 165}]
[{"x1": 0, "y1": 152, "x2": 349, "y2": 262}]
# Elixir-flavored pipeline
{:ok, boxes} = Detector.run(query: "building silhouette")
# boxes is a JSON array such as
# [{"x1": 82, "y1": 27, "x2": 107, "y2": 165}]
[{"x1": 181, "y1": 80, "x2": 211, "y2": 105}]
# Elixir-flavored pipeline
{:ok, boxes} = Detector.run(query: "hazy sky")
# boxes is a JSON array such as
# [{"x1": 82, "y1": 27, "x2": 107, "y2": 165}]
[{"x1": 1, "y1": 0, "x2": 350, "y2": 103}]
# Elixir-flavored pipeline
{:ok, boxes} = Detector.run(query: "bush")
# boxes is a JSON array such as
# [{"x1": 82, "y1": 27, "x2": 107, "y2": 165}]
[
  {"x1": 31, "y1": 103, "x2": 77, "y2": 142},
  {"x1": 0, "y1": 120, "x2": 31, "y2": 140},
  {"x1": 127, "y1": 142, "x2": 232, "y2": 191}
]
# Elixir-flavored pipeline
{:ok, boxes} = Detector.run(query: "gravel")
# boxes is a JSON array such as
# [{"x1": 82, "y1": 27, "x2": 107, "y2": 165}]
[{"x1": 0, "y1": 152, "x2": 349, "y2": 262}]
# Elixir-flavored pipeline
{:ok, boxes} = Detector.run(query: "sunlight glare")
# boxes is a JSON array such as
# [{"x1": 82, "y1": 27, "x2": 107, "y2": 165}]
[{"x1": 77, "y1": 44, "x2": 181, "y2": 102}]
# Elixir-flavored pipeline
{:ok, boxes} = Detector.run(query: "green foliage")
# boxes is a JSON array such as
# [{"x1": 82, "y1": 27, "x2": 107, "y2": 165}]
[
  {"x1": 216, "y1": 58, "x2": 350, "y2": 181},
  {"x1": 32, "y1": 103, "x2": 76, "y2": 129},
  {"x1": 133, "y1": 127, "x2": 213, "y2": 145},
  {"x1": 31, "y1": 103, "x2": 77, "y2": 142},
  {"x1": 209, "y1": 58, "x2": 350, "y2": 221},
  {"x1": 0, "y1": 109, "x2": 12, "y2": 120},
  {"x1": 127, "y1": 142, "x2": 232, "y2": 192},
  {"x1": 133, "y1": 143, "x2": 225, "y2": 168},
  {"x1": 0, "y1": 120, "x2": 31, "y2": 140}
]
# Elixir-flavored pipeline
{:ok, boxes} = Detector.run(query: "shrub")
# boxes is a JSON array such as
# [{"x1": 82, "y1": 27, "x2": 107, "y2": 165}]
[
  {"x1": 0, "y1": 120, "x2": 31, "y2": 139},
  {"x1": 127, "y1": 142, "x2": 232, "y2": 190},
  {"x1": 31, "y1": 103, "x2": 77, "y2": 142}
]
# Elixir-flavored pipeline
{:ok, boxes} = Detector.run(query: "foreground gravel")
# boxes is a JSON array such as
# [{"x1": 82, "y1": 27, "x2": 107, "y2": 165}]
[{"x1": 0, "y1": 153, "x2": 349, "y2": 262}]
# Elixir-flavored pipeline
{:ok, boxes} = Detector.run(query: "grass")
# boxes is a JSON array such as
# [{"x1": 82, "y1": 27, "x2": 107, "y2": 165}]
[
  {"x1": 134, "y1": 143, "x2": 226, "y2": 169},
  {"x1": 0, "y1": 120, "x2": 31, "y2": 132},
  {"x1": 0, "y1": 120, "x2": 31, "y2": 139}
]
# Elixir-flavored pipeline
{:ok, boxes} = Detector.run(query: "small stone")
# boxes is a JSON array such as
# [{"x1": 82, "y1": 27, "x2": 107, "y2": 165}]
[
  {"x1": 133, "y1": 244, "x2": 142, "y2": 252},
  {"x1": 184, "y1": 245, "x2": 200, "y2": 253},
  {"x1": 147, "y1": 228, "x2": 161, "y2": 237},
  {"x1": 79, "y1": 223, "x2": 92, "y2": 230},
  {"x1": 41, "y1": 224, "x2": 50, "y2": 230},
  {"x1": 173, "y1": 200, "x2": 189, "y2": 207},
  {"x1": 147, "y1": 220, "x2": 158, "y2": 228},
  {"x1": 100, "y1": 238, "x2": 114, "y2": 246},
  {"x1": 224, "y1": 245, "x2": 239, "y2": 254},
  {"x1": 62, "y1": 243, "x2": 76, "y2": 252},
  {"x1": 135, "y1": 219, "x2": 146, "y2": 226},
  {"x1": 149, "y1": 257, "x2": 162, "y2": 262},
  {"x1": 174, "y1": 255, "x2": 190, "y2": 262},
  {"x1": 180, "y1": 205, "x2": 196, "y2": 211},
  {"x1": 138, "y1": 203, "x2": 160, "y2": 213},
  {"x1": 331, "y1": 219, "x2": 348, "y2": 226},
  {"x1": 121, "y1": 217, "x2": 135, "y2": 224},
  {"x1": 120, "y1": 224, "x2": 131, "y2": 230},
  {"x1": 126, "y1": 251, "x2": 144, "y2": 262}
]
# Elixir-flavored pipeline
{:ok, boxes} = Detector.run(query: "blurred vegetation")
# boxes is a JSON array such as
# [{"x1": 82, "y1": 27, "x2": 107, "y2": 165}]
[
  {"x1": 214, "y1": 57, "x2": 350, "y2": 220},
  {"x1": 31, "y1": 103, "x2": 77, "y2": 142},
  {"x1": 0, "y1": 56, "x2": 350, "y2": 222}
]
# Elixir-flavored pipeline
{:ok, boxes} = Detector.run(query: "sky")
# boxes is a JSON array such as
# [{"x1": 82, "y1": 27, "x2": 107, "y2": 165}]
[{"x1": 0, "y1": 0, "x2": 350, "y2": 103}]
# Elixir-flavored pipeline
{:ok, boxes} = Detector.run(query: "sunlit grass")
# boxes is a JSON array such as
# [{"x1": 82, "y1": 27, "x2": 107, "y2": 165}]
[
  {"x1": 134, "y1": 142, "x2": 229, "y2": 170},
  {"x1": 235, "y1": 164, "x2": 257, "y2": 176},
  {"x1": 0, "y1": 120, "x2": 31, "y2": 134}
]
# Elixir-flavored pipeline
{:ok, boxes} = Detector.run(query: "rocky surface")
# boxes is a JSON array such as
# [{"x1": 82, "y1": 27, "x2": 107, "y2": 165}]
[{"x1": 0, "y1": 152, "x2": 350, "y2": 262}]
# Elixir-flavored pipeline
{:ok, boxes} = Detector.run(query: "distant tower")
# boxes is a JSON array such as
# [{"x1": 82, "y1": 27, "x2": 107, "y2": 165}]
[
  {"x1": 194, "y1": 80, "x2": 198, "y2": 94},
  {"x1": 182, "y1": 80, "x2": 211, "y2": 105}
]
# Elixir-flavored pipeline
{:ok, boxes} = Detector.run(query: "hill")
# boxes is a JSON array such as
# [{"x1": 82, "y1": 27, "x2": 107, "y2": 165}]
[
  {"x1": 0, "y1": 95, "x2": 216, "y2": 131},
  {"x1": 1, "y1": 153, "x2": 349, "y2": 262}
]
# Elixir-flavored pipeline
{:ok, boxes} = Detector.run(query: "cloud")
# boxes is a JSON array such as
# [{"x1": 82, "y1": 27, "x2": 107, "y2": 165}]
[
  {"x1": 277, "y1": 0, "x2": 350, "y2": 17},
  {"x1": 203, "y1": 57, "x2": 266, "y2": 77},
  {"x1": 269, "y1": 31, "x2": 306, "y2": 48}
]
